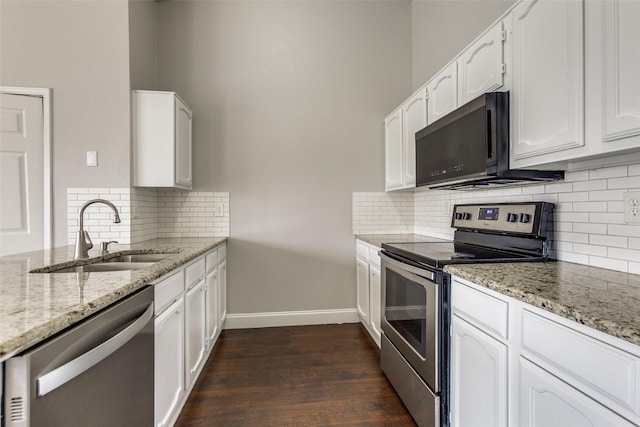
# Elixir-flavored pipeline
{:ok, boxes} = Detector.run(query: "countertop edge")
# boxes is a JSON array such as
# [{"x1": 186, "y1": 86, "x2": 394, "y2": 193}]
[
  {"x1": 0, "y1": 238, "x2": 227, "y2": 362},
  {"x1": 445, "y1": 263, "x2": 640, "y2": 348}
]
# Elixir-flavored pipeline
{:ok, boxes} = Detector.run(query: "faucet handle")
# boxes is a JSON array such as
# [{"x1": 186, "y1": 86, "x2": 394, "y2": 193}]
[
  {"x1": 84, "y1": 230, "x2": 93, "y2": 251},
  {"x1": 99, "y1": 240, "x2": 118, "y2": 255}
]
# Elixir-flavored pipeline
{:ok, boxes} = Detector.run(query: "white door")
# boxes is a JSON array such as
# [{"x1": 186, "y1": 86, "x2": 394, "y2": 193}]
[
  {"x1": 356, "y1": 257, "x2": 370, "y2": 324},
  {"x1": 384, "y1": 107, "x2": 403, "y2": 191},
  {"x1": 427, "y1": 62, "x2": 458, "y2": 124},
  {"x1": 185, "y1": 279, "x2": 206, "y2": 388},
  {"x1": 451, "y1": 315, "x2": 508, "y2": 427},
  {"x1": 510, "y1": 0, "x2": 584, "y2": 163},
  {"x1": 0, "y1": 91, "x2": 49, "y2": 255},
  {"x1": 369, "y1": 264, "x2": 381, "y2": 346},
  {"x1": 457, "y1": 21, "x2": 505, "y2": 106},
  {"x1": 519, "y1": 357, "x2": 635, "y2": 427},
  {"x1": 155, "y1": 297, "x2": 185, "y2": 427},
  {"x1": 602, "y1": 0, "x2": 640, "y2": 142},
  {"x1": 402, "y1": 87, "x2": 428, "y2": 187}
]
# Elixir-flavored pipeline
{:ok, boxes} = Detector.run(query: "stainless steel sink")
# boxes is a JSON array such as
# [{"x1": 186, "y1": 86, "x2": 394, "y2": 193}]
[
  {"x1": 44, "y1": 262, "x2": 154, "y2": 273},
  {"x1": 30, "y1": 251, "x2": 177, "y2": 273},
  {"x1": 103, "y1": 253, "x2": 174, "y2": 263}
]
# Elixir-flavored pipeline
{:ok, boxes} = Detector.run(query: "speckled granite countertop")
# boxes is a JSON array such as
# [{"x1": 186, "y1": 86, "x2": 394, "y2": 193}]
[
  {"x1": 0, "y1": 237, "x2": 227, "y2": 362},
  {"x1": 356, "y1": 234, "x2": 449, "y2": 247},
  {"x1": 445, "y1": 262, "x2": 640, "y2": 347}
]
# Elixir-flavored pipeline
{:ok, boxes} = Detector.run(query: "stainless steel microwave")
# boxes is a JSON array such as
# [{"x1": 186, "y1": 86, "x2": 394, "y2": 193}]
[{"x1": 415, "y1": 92, "x2": 563, "y2": 190}]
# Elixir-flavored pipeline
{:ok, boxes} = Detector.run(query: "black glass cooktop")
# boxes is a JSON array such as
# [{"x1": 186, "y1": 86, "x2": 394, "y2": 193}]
[{"x1": 382, "y1": 241, "x2": 541, "y2": 269}]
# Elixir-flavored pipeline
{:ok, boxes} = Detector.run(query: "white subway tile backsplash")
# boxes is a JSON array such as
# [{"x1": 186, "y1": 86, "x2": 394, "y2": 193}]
[
  {"x1": 355, "y1": 161, "x2": 640, "y2": 274},
  {"x1": 573, "y1": 179, "x2": 607, "y2": 192},
  {"x1": 608, "y1": 176, "x2": 640, "y2": 190},
  {"x1": 589, "y1": 234, "x2": 627, "y2": 248},
  {"x1": 69, "y1": 188, "x2": 230, "y2": 244},
  {"x1": 589, "y1": 256, "x2": 628, "y2": 272},
  {"x1": 590, "y1": 165, "x2": 628, "y2": 179}
]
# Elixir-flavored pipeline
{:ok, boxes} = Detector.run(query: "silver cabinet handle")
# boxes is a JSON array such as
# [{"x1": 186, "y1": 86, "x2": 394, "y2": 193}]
[{"x1": 36, "y1": 302, "x2": 154, "y2": 397}]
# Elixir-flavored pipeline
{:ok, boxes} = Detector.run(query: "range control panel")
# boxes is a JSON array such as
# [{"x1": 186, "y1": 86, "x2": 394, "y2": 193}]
[{"x1": 451, "y1": 203, "x2": 551, "y2": 235}]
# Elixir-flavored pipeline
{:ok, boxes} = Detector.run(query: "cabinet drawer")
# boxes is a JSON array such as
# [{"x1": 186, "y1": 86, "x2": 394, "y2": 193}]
[
  {"x1": 154, "y1": 270, "x2": 185, "y2": 315},
  {"x1": 185, "y1": 258, "x2": 205, "y2": 290},
  {"x1": 205, "y1": 249, "x2": 218, "y2": 273},
  {"x1": 217, "y1": 244, "x2": 226, "y2": 263},
  {"x1": 356, "y1": 241, "x2": 369, "y2": 261},
  {"x1": 521, "y1": 309, "x2": 640, "y2": 417},
  {"x1": 452, "y1": 280, "x2": 508, "y2": 340}
]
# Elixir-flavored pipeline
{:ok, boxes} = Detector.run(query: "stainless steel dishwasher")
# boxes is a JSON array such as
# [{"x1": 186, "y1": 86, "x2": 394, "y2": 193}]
[{"x1": 4, "y1": 286, "x2": 154, "y2": 427}]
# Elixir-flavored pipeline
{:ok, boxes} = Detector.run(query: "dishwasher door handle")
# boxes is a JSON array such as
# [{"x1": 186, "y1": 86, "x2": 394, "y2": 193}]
[{"x1": 36, "y1": 302, "x2": 154, "y2": 397}]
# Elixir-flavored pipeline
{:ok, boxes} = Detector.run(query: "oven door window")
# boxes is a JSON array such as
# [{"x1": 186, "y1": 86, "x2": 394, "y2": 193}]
[{"x1": 385, "y1": 269, "x2": 427, "y2": 359}]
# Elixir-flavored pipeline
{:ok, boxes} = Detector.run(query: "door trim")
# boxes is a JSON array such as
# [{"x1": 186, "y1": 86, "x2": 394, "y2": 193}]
[{"x1": 0, "y1": 86, "x2": 52, "y2": 249}]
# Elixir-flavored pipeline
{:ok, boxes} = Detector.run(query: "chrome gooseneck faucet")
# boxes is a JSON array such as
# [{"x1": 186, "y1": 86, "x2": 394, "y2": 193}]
[{"x1": 74, "y1": 199, "x2": 121, "y2": 260}]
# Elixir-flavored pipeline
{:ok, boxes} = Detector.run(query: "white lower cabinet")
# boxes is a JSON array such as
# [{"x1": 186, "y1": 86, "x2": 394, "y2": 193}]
[
  {"x1": 519, "y1": 357, "x2": 635, "y2": 427},
  {"x1": 154, "y1": 297, "x2": 185, "y2": 427},
  {"x1": 451, "y1": 275, "x2": 640, "y2": 427},
  {"x1": 185, "y1": 278, "x2": 206, "y2": 388},
  {"x1": 368, "y1": 264, "x2": 381, "y2": 344},
  {"x1": 356, "y1": 256, "x2": 369, "y2": 324},
  {"x1": 451, "y1": 315, "x2": 507, "y2": 427},
  {"x1": 217, "y1": 258, "x2": 227, "y2": 327},
  {"x1": 153, "y1": 242, "x2": 227, "y2": 427},
  {"x1": 356, "y1": 240, "x2": 381, "y2": 347},
  {"x1": 205, "y1": 268, "x2": 218, "y2": 348}
]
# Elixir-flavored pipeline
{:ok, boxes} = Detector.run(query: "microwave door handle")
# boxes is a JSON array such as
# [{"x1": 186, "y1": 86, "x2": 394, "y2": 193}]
[
  {"x1": 36, "y1": 302, "x2": 154, "y2": 397},
  {"x1": 486, "y1": 109, "x2": 493, "y2": 160}
]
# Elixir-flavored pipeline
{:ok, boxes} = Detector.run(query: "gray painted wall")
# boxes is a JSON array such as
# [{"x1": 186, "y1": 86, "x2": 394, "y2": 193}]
[
  {"x1": 412, "y1": 0, "x2": 515, "y2": 90},
  {"x1": 155, "y1": 1, "x2": 412, "y2": 314},
  {"x1": 0, "y1": 0, "x2": 132, "y2": 247},
  {"x1": 129, "y1": 0, "x2": 157, "y2": 91}
]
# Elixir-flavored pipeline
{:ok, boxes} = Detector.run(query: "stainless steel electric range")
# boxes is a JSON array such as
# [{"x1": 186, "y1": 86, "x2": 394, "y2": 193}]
[{"x1": 379, "y1": 202, "x2": 555, "y2": 427}]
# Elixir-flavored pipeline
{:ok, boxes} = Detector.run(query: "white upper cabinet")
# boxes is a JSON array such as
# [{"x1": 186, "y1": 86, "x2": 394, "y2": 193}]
[
  {"x1": 385, "y1": 85, "x2": 427, "y2": 192},
  {"x1": 457, "y1": 18, "x2": 508, "y2": 106},
  {"x1": 384, "y1": 106, "x2": 404, "y2": 191},
  {"x1": 427, "y1": 62, "x2": 458, "y2": 124},
  {"x1": 133, "y1": 90, "x2": 193, "y2": 190},
  {"x1": 582, "y1": 0, "x2": 640, "y2": 162},
  {"x1": 601, "y1": 1, "x2": 640, "y2": 142},
  {"x1": 510, "y1": 0, "x2": 584, "y2": 167},
  {"x1": 402, "y1": 86, "x2": 428, "y2": 187}
]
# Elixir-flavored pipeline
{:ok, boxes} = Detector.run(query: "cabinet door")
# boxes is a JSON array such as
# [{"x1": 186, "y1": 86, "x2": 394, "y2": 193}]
[
  {"x1": 205, "y1": 268, "x2": 218, "y2": 348},
  {"x1": 427, "y1": 62, "x2": 458, "y2": 124},
  {"x1": 385, "y1": 107, "x2": 404, "y2": 191},
  {"x1": 155, "y1": 297, "x2": 185, "y2": 427},
  {"x1": 217, "y1": 259, "x2": 227, "y2": 326},
  {"x1": 451, "y1": 315, "x2": 507, "y2": 427},
  {"x1": 175, "y1": 97, "x2": 192, "y2": 189},
  {"x1": 602, "y1": 0, "x2": 640, "y2": 142},
  {"x1": 369, "y1": 265, "x2": 381, "y2": 347},
  {"x1": 356, "y1": 257, "x2": 370, "y2": 324},
  {"x1": 519, "y1": 358, "x2": 635, "y2": 427},
  {"x1": 458, "y1": 21, "x2": 505, "y2": 106},
  {"x1": 185, "y1": 279, "x2": 206, "y2": 388},
  {"x1": 511, "y1": 0, "x2": 584, "y2": 163},
  {"x1": 402, "y1": 87, "x2": 427, "y2": 187}
]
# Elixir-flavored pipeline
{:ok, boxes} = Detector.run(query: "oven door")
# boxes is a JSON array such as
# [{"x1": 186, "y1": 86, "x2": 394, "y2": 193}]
[{"x1": 380, "y1": 251, "x2": 441, "y2": 393}]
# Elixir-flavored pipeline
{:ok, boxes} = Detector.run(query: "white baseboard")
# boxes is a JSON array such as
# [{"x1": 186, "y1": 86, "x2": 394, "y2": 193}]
[{"x1": 224, "y1": 308, "x2": 359, "y2": 329}]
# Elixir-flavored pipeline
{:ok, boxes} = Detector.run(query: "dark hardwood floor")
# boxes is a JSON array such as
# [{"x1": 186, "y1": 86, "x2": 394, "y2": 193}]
[{"x1": 175, "y1": 323, "x2": 416, "y2": 426}]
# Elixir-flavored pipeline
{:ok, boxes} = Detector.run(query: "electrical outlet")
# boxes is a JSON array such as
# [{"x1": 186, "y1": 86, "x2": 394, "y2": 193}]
[
  {"x1": 623, "y1": 192, "x2": 640, "y2": 223},
  {"x1": 214, "y1": 203, "x2": 224, "y2": 217}
]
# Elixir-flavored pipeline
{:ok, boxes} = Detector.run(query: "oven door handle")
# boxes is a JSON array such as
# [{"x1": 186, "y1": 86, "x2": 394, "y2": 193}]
[{"x1": 379, "y1": 251, "x2": 435, "y2": 281}]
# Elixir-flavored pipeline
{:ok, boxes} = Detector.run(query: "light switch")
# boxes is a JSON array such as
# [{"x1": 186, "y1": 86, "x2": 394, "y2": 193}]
[
  {"x1": 86, "y1": 151, "x2": 98, "y2": 167},
  {"x1": 214, "y1": 203, "x2": 224, "y2": 217}
]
